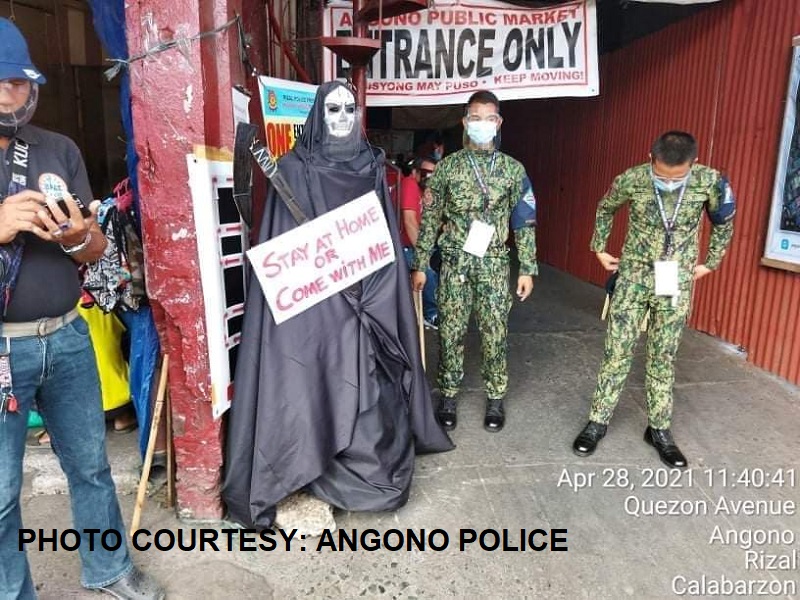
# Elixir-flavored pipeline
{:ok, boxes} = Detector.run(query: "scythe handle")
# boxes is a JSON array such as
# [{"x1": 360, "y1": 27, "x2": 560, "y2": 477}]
[
  {"x1": 249, "y1": 138, "x2": 309, "y2": 226},
  {"x1": 234, "y1": 122, "x2": 310, "y2": 227}
]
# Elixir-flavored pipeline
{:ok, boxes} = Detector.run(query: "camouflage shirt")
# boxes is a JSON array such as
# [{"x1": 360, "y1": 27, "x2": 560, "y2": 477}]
[
  {"x1": 590, "y1": 163, "x2": 734, "y2": 281},
  {"x1": 412, "y1": 148, "x2": 538, "y2": 275}
]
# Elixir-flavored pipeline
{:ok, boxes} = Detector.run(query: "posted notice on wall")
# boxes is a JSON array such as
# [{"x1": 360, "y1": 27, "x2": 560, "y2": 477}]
[
  {"x1": 258, "y1": 76, "x2": 318, "y2": 159},
  {"x1": 247, "y1": 192, "x2": 395, "y2": 324},
  {"x1": 764, "y1": 41, "x2": 800, "y2": 271}
]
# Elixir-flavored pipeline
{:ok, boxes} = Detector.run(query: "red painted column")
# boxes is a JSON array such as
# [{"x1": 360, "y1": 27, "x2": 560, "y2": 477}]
[{"x1": 125, "y1": 0, "x2": 245, "y2": 518}]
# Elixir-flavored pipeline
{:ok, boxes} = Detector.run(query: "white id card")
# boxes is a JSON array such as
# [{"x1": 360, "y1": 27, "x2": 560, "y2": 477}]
[
  {"x1": 654, "y1": 260, "x2": 680, "y2": 296},
  {"x1": 463, "y1": 220, "x2": 495, "y2": 257}
]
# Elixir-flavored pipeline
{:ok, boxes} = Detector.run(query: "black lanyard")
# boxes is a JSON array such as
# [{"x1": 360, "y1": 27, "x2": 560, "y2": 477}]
[
  {"x1": 6, "y1": 138, "x2": 29, "y2": 195},
  {"x1": 0, "y1": 138, "x2": 30, "y2": 317},
  {"x1": 466, "y1": 151, "x2": 497, "y2": 217},
  {"x1": 653, "y1": 176, "x2": 689, "y2": 259}
]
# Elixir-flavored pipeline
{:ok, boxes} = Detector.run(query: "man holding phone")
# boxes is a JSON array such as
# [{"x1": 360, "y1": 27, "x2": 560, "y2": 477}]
[
  {"x1": 52, "y1": 195, "x2": 94, "y2": 219},
  {"x1": 0, "y1": 17, "x2": 165, "y2": 600}
]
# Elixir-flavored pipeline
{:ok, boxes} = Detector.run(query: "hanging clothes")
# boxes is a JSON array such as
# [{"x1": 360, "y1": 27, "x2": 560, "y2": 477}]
[
  {"x1": 81, "y1": 192, "x2": 145, "y2": 313},
  {"x1": 77, "y1": 303, "x2": 130, "y2": 413},
  {"x1": 80, "y1": 178, "x2": 159, "y2": 458}
]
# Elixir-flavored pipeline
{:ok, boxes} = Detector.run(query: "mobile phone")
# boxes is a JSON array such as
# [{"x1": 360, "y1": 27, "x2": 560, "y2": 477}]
[{"x1": 50, "y1": 196, "x2": 92, "y2": 219}]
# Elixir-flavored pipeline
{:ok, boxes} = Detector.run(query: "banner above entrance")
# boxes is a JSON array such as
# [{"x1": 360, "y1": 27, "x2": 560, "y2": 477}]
[{"x1": 322, "y1": 0, "x2": 599, "y2": 106}]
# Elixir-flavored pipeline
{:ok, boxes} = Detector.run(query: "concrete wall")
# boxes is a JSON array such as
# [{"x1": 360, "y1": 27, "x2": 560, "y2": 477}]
[{"x1": 126, "y1": 0, "x2": 249, "y2": 518}]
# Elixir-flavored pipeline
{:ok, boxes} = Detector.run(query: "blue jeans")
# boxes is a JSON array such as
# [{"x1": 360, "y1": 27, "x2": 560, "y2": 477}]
[
  {"x1": 0, "y1": 316, "x2": 132, "y2": 599},
  {"x1": 403, "y1": 247, "x2": 439, "y2": 322}
]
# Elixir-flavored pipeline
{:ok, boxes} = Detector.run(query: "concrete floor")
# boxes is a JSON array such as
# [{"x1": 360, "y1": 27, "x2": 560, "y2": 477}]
[{"x1": 21, "y1": 265, "x2": 800, "y2": 599}]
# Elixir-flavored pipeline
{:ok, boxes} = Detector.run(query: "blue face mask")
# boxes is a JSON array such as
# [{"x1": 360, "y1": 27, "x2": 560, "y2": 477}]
[
  {"x1": 654, "y1": 179, "x2": 685, "y2": 193},
  {"x1": 432, "y1": 149, "x2": 442, "y2": 161},
  {"x1": 650, "y1": 166, "x2": 690, "y2": 193},
  {"x1": 466, "y1": 121, "x2": 497, "y2": 146}
]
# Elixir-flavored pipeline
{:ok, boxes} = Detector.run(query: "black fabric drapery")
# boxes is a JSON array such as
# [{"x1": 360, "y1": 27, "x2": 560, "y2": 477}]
[{"x1": 223, "y1": 81, "x2": 453, "y2": 529}]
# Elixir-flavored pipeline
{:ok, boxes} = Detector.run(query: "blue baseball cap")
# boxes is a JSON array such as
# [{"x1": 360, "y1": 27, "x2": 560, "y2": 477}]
[{"x1": 0, "y1": 18, "x2": 46, "y2": 84}]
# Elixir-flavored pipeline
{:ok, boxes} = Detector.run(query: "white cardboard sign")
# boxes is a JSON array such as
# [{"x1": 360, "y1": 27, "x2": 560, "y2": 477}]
[{"x1": 247, "y1": 191, "x2": 395, "y2": 324}]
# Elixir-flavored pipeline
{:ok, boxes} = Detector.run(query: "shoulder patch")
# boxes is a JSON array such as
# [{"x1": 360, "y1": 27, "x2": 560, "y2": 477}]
[
  {"x1": 511, "y1": 175, "x2": 537, "y2": 230},
  {"x1": 706, "y1": 175, "x2": 736, "y2": 225}
]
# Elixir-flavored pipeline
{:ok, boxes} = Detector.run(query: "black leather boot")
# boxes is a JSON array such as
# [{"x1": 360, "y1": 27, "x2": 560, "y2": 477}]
[
  {"x1": 483, "y1": 398, "x2": 505, "y2": 432},
  {"x1": 644, "y1": 427, "x2": 688, "y2": 468},
  {"x1": 436, "y1": 395, "x2": 457, "y2": 431},
  {"x1": 572, "y1": 421, "x2": 607, "y2": 457}
]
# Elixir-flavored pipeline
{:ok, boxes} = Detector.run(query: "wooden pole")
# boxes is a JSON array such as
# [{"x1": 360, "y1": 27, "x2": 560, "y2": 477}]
[
  {"x1": 413, "y1": 289, "x2": 426, "y2": 370},
  {"x1": 165, "y1": 370, "x2": 174, "y2": 508},
  {"x1": 130, "y1": 354, "x2": 169, "y2": 538}
]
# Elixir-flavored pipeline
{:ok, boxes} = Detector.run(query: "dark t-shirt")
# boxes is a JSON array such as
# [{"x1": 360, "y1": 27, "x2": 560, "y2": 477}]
[{"x1": 0, "y1": 125, "x2": 94, "y2": 321}]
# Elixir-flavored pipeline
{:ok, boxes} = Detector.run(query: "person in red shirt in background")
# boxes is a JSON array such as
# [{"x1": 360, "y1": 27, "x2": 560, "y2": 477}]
[{"x1": 400, "y1": 155, "x2": 439, "y2": 329}]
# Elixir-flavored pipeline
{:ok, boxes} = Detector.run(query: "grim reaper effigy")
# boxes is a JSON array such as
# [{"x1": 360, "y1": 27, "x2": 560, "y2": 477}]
[{"x1": 222, "y1": 80, "x2": 453, "y2": 529}]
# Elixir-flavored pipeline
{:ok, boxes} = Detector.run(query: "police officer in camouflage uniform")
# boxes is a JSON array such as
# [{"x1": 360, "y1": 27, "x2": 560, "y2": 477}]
[
  {"x1": 572, "y1": 131, "x2": 735, "y2": 468},
  {"x1": 411, "y1": 90, "x2": 537, "y2": 433}
]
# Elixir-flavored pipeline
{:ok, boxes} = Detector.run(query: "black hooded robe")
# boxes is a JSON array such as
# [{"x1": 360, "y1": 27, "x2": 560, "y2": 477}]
[{"x1": 222, "y1": 81, "x2": 453, "y2": 529}]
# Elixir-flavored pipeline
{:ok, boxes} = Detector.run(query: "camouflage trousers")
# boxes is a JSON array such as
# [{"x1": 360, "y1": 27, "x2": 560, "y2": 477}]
[
  {"x1": 589, "y1": 274, "x2": 692, "y2": 429},
  {"x1": 437, "y1": 254, "x2": 512, "y2": 399}
]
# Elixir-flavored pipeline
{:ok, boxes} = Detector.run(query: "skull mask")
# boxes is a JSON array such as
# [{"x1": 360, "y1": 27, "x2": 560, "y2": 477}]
[{"x1": 323, "y1": 86, "x2": 356, "y2": 138}]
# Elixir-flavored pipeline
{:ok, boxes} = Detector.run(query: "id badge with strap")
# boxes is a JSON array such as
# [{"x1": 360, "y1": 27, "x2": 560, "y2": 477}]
[
  {"x1": 653, "y1": 177, "x2": 689, "y2": 304},
  {"x1": 653, "y1": 260, "x2": 679, "y2": 297},
  {"x1": 463, "y1": 151, "x2": 497, "y2": 258},
  {"x1": 0, "y1": 338, "x2": 18, "y2": 417},
  {"x1": 463, "y1": 220, "x2": 495, "y2": 257}
]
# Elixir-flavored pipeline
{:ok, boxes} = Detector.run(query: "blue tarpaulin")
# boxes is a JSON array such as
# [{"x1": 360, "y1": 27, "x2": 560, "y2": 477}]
[
  {"x1": 118, "y1": 306, "x2": 160, "y2": 458},
  {"x1": 86, "y1": 2, "x2": 159, "y2": 458},
  {"x1": 86, "y1": 0, "x2": 140, "y2": 228}
]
